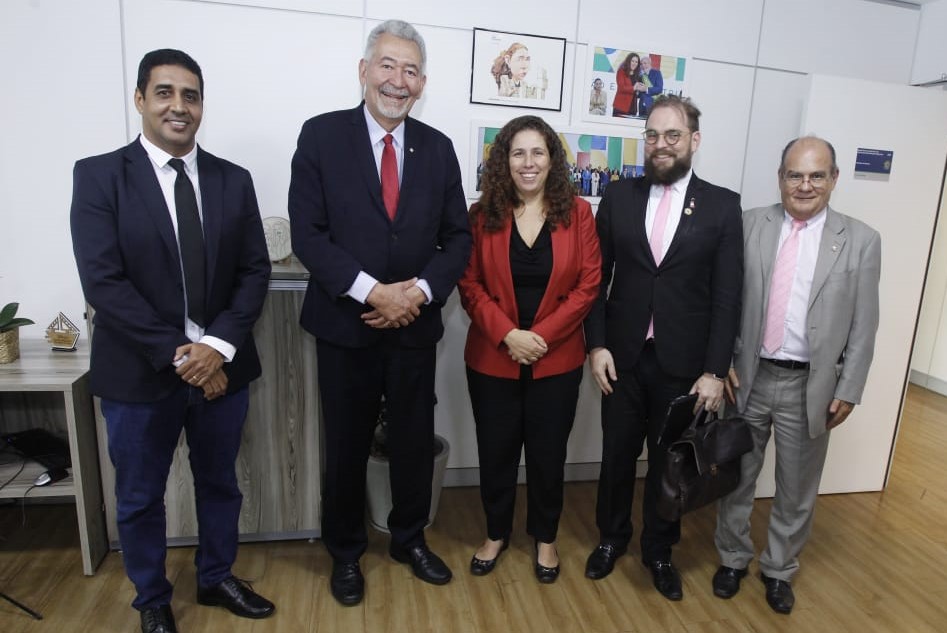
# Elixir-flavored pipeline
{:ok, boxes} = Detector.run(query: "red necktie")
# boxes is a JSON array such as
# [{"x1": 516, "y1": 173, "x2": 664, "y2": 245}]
[{"x1": 381, "y1": 134, "x2": 399, "y2": 220}]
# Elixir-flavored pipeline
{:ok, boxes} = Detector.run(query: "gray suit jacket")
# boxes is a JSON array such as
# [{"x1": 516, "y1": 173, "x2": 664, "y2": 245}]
[{"x1": 733, "y1": 204, "x2": 881, "y2": 438}]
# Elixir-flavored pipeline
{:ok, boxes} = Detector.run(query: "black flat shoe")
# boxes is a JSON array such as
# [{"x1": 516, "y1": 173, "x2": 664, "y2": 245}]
[
  {"x1": 712, "y1": 565, "x2": 747, "y2": 599},
  {"x1": 761, "y1": 573, "x2": 794, "y2": 614},
  {"x1": 585, "y1": 542, "x2": 626, "y2": 580},
  {"x1": 470, "y1": 538, "x2": 509, "y2": 576},
  {"x1": 534, "y1": 541, "x2": 560, "y2": 584}
]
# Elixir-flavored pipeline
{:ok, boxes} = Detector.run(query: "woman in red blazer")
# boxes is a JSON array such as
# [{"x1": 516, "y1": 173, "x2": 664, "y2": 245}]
[{"x1": 459, "y1": 115, "x2": 601, "y2": 583}]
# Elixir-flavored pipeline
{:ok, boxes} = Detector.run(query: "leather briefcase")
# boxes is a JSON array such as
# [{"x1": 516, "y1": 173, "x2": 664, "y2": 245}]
[{"x1": 656, "y1": 409, "x2": 753, "y2": 522}]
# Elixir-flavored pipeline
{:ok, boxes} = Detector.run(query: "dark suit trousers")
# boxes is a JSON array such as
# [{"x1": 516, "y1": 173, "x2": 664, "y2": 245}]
[
  {"x1": 102, "y1": 387, "x2": 249, "y2": 611},
  {"x1": 317, "y1": 338, "x2": 436, "y2": 562},
  {"x1": 466, "y1": 366, "x2": 582, "y2": 544},
  {"x1": 596, "y1": 341, "x2": 693, "y2": 562}
]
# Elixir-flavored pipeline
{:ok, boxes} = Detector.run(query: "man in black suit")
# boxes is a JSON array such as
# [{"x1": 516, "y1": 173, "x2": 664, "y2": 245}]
[
  {"x1": 583, "y1": 96, "x2": 743, "y2": 600},
  {"x1": 71, "y1": 49, "x2": 274, "y2": 633},
  {"x1": 288, "y1": 20, "x2": 471, "y2": 606}
]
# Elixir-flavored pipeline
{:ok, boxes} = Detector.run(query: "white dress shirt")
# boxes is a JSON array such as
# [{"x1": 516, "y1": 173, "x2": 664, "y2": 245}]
[
  {"x1": 760, "y1": 207, "x2": 827, "y2": 362},
  {"x1": 345, "y1": 105, "x2": 432, "y2": 305},
  {"x1": 138, "y1": 134, "x2": 235, "y2": 363}
]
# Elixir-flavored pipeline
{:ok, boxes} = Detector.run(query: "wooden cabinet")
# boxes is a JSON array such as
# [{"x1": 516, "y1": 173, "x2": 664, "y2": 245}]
[
  {"x1": 0, "y1": 341, "x2": 107, "y2": 574},
  {"x1": 95, "y1": 261, "x2": 322, "y2": 546}
]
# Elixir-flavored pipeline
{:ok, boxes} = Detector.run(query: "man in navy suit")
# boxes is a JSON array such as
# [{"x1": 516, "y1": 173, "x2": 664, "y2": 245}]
[
  {"x1": 583, "y1": 96, "x2": 743, "y2": 600},
  {"x1": 289, "y1": 20, "x2": 471, "y2": 606},
  {"x1": 71, "y1": 49, "x2": 274, "y2": 633},
  {"x1": 635, "y1": 54, "x2": 665, "y2": 117}
]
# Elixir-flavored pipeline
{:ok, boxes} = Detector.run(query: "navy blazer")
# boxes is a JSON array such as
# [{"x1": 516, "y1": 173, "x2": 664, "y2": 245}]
[
  {"x1": 288, "y1": 104, "x2": 471, "y2": 348},
  {"x1": 584, "y1": 174, "x2": 743, "y2": 378},
  {"x1": 70, "y1": 139, "x2": 271, "y2": 402}
]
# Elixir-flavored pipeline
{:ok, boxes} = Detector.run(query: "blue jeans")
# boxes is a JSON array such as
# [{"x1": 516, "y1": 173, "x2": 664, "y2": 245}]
[{"x1": 102, "y1": 385, "x2": 248, "y2": 610}]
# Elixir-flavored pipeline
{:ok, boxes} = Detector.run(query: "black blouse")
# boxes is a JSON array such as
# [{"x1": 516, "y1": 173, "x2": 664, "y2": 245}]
[{"x1": 510, "y1": 221, "x2": 552, "y2": 329}]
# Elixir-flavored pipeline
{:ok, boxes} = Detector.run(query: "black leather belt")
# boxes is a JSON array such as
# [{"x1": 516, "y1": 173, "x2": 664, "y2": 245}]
[{"x1": 762, "y1": 357, "x2": 809, "y2": 371}]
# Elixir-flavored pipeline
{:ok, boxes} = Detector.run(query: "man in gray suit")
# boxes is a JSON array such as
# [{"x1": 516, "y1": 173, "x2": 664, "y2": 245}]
[{"x1": 713, "y1": 136, "x2": 881, "y2": 614}]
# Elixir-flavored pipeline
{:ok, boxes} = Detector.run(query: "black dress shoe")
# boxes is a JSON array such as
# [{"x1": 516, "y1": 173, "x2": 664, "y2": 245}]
[
  {"x1": 140, "y1": 604, "x2": 177, "y2": 633},
  {"x1": 643, "y1": 560, "x2": 683, "y2": 601},
  {"x1": 585, "y1": 543, "x2": 626, "y2": 579},
  {"x1": 712, "y1": 565, "x2": 747, "y2": 599},
  {"x1": 196, "y1": 576, "x2": 275, "y2": 619},
  {"x1": 330, "y1": 561, "x2": 365, "y2": 606},
  {"x1": 760, "y1": 573, "x2": 794, "y2": 614},
  {"x1": 470, "y1": 539, "x2": 509, "y2": 576},
  {"x1": 534, "y1": 541, "x2": 560, "y2": 584},
  {"x1": 390, "y1": 543, "x2": 453, "y2": 585}
]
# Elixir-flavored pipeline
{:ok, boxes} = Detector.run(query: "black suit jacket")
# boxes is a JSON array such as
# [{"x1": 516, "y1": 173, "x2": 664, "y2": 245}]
[
  {"x1": 288, "y1": 104, "x2": 471, "y2": 348},
  {"x1": 70, "y1": 139, "x2": 271, "y2": 402},
  {"x1": 584, "y1": 174, "x2": 743, "y2": 378}
]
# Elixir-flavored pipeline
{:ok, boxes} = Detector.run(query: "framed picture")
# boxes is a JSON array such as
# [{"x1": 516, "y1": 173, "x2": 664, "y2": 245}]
[
  {"x1": 582, "y1": 45, "x2": 689, "y2": 126},
  {"x1": 469, "y1": 121, "x2": 647, "y2": 201},
  {"x1": 469, "y1": 27, "x2": 566, "y2": 112}
]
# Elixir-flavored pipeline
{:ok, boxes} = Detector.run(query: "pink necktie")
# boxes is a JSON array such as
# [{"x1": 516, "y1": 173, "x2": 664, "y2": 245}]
[
  {"x1": 647, "y1": 185, "x2": 672, "y2": 339},
  {"x1": 381, "y1": 134, "x2": 399, "y2": 220},
  {"x1": 762, "y1": 219, "x2": 806, "y2": 354}
]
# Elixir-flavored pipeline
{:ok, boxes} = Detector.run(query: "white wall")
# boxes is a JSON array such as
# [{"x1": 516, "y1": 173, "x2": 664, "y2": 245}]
[
  {"x1": 912, "y1": 0, "x2": 947, "y2": 84},
  {"x1": 3, "y1": 0, "x2": 943, "y2": 481}
]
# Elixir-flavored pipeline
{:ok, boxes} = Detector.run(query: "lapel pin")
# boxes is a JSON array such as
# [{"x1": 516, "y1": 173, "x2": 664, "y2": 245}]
[
  {"x1": 684, "y1": 197, "x2": 696, "y2": 215},
  {"x1": 409, "y1": 147, "x2": 415, "y2": 153},
  {"x1": 832, "y1": 243, "x2": 839, "y2": 252}
]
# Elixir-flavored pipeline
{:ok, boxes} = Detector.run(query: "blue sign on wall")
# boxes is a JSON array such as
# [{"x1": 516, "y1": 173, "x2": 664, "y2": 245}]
[{"x1": 854, "y1": 148, "x2": 893, "y2": 182}]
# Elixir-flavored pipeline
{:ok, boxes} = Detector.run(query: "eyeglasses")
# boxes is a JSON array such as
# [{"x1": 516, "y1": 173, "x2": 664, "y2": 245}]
[
  {"x1": 781, "y1": 171, "x2": 831, "y2": 188},
  {"x1": 642, "y1": 129, "x2": 689, "y2": 145}
]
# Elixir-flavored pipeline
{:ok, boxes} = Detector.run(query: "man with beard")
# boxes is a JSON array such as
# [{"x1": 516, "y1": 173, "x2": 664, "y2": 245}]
[
  {"x1": 288, "y1": 20, "x2": 471, "y2": 606},
  {"x1": 583, "y1": 95, "x2": 743, "y2": 600}
]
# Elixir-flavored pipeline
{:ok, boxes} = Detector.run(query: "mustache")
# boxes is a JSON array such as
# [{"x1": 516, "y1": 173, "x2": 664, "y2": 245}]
[{"x1": 380, "y1": 83, "x2": 410, "y2": 98}]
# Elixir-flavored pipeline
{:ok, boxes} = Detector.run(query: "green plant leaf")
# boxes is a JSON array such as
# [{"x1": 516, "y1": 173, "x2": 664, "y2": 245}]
[
  {"x1": 0, "y1": 302, "x2": 18, "y2": 325},
  {"x1": 1, "y1": 318, "x2": 34, "y2": 331}
]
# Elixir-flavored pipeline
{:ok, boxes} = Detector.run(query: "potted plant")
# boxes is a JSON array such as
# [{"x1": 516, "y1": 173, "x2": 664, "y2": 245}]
[
  {"x1": 365, "y1": 395, "x2": 450, "y2": 533},
  {"x1": 0, "y1": 303, "x2": 34, "y2": 364}
]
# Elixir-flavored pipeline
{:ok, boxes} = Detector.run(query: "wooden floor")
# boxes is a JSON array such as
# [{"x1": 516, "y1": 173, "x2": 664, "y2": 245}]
[{"x1": 2, "y1": 383, "x2": 946, "y2": 632}]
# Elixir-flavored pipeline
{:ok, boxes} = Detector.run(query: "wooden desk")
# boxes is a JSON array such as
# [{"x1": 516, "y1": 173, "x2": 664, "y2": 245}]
[{"x1": 0, "y1": 340, "x2": 107, "y2": 575}]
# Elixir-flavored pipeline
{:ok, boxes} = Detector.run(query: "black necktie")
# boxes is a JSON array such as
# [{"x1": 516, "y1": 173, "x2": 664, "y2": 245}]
[{"x1": 168, "y1": 158, "x2": 205, "y2": 327}]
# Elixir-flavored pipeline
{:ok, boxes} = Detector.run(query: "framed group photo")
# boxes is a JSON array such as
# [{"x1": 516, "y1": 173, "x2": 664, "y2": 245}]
[
  {"x1": 469, "y1": 121, "x2": 647, "y2": 201},
  {"x1": 469, "y1": 27, "x2": 567, "y2": 112},
  {"x1": 582, "y1": 45, "x2": 689, "y2": 126}
]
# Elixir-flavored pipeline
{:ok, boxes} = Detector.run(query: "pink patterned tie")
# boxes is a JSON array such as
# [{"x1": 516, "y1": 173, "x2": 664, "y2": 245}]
[
  {"x1": 762, "y1": 219, "x2": 806, "y2": 354},
  {"x1": 647, "y1": 185, "x2": 672, "y2": 339}
]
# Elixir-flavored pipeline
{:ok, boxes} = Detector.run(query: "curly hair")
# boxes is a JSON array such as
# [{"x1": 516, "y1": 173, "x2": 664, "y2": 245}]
[
  {"x1": 473, "y1": 115, "x2": 575, "y2": 233},
  {"x1": 618, "y1": 52, "x2": 641, "y2": 80}
]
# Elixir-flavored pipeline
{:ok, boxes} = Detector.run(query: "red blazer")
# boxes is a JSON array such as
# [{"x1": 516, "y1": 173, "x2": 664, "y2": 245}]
[{"x1": 459, "y1": 197, "x2": 601, "y2": 379}]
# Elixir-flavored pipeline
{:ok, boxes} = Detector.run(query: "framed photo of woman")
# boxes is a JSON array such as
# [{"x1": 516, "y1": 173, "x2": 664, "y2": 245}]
[
  {"x1": 469, "y1": 27, "x2": 566, "y2": 111},
  {"x1": 582, "y1": 44, "x2": 689, "y2": 126}
]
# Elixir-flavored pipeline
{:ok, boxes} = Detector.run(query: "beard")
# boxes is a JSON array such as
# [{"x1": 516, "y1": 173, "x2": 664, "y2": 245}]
[
  {"x1": 371, "y1": 83, "x2": 413, "y2": 121},
  {"x1": 645, "y1": 149, "x2": 693, "y2": 185}
]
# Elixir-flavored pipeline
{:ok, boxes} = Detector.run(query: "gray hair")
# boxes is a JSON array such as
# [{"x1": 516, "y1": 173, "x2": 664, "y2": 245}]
[{"x1": 364, "y1": 19, "x2": 427, "y2": 74}]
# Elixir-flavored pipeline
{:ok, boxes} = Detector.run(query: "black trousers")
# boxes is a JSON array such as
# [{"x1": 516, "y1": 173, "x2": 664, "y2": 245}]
[
  {"x1": 317, "y1": 338, "x2": 436, "y2": 562},
  {"x1": 595, "y1": 341, "x2": 694, "y2": 562},
  {"x1": 466, "y1": 365, "x2": 583, "y2": 544}
]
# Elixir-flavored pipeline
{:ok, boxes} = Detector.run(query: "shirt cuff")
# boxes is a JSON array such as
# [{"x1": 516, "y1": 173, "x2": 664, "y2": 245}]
[
  {"x1": 346, "y1": 271, "x2": 379, "y2": 304},
  {"x1": 415, "y1": 279, "x2": 433, "y2": 305},
  {"x1": 199, "y1": 335, "x2": 236, "y2": 363}
]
